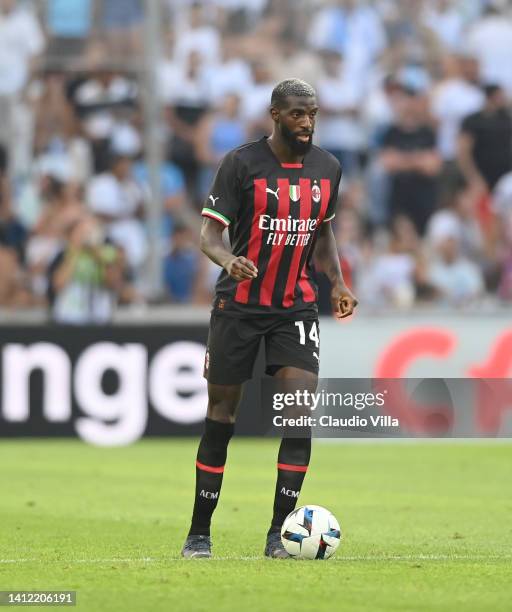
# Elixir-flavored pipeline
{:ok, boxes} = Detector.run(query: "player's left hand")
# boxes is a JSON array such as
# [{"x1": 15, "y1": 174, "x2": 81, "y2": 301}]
[{"x1": 331, "y1": 284, "x2": 358, "y2": 319}]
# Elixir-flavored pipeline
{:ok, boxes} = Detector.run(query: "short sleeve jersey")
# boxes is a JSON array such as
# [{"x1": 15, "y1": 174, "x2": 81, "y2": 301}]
[
  {"x1": 460, "y1": 109, "x2": 512, "y2": 189},
  {"x1": 201, "y1": 137, "x2": 342, "y2": 317}
]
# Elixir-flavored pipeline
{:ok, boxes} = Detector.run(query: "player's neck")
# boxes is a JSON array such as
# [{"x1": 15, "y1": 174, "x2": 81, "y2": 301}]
[{"x1": 266, "y1": 134, "x2": 304, "y2": 165}]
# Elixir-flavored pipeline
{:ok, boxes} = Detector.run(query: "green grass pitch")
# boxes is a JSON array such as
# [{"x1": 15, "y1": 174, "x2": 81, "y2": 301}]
[{"x1": 0, "y1": 439, "x2": 511, "y2": 611}]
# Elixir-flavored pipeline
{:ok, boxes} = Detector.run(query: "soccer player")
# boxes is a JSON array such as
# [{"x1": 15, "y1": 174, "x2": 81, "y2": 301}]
[{"x1": 181, "y1": 79, "x2": 358, "y2": 558}]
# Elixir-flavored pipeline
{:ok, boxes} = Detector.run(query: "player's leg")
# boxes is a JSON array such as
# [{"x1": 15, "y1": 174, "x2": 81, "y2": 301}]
[
  {"x1": 188, "y1": 383, "x2": 242, "y2": 538},
  {"x1": 266, "y1": 367, "x2": 316, "y2": 558},
  {"x1": 182, "y1": 314, "x2": 261, "y2": 558},
  {"x1": 264, "y1": 318, "x2": 320, "y2": 558}
]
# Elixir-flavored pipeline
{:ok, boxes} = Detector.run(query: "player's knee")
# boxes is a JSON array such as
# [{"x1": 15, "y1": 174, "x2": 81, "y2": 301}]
[
  {"x1": 206, "y1": 406, "x2": 237, "y2": 424},
  {"x1": 207, "y1": 384, "x2": 242, "y2": 423},
  {"x1": 275, "y1": 367, "x2": 318, "y2": 390}
]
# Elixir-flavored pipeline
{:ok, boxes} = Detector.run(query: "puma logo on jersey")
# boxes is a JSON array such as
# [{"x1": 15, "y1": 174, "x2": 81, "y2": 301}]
[
  {"x1": 265, "y1": 187, "x2": 280, "y2": 200},
  {"x1": 280, "y1": 487, "x2": 299, "y2": 498},
  {"x1": 209, "y1": 195, "x2": 220, "y2": 207},
  {"x1": 313, "y1": 352, "x2": 319, "y2": 362},
  {"x1": 200, "y1": 489, "x2": 219, "y2": 500}
]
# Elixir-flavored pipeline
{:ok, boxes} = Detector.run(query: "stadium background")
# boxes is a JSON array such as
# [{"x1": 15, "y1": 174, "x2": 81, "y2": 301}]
[{"x1": 1, "y1": 0, "x2": 512, "y2": 439}]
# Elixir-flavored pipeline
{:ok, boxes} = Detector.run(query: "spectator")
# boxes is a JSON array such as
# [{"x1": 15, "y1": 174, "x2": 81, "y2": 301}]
[
  {"x1": 87, "y1": 153, "x2": 147, "y2": 272},
  {"x1": 379, "y1": 86, "x2": 441, "y2": 235},
  {"x1": 0, "y1": 0, "x2": 45, "y2": 176},
  {"x1": 458, "y1": 84, "x2": 512, "y2": 195},
  {"x1": 0, "y1": 178, "x2": 27, "y2": 264},
  {"x1": 242, "y1": 61, "x2": 274, "y2": 139},
  {"x1": 431, "y1": 54, "x2": 484, "y2": 205},
  {"x1": 364, "y1": 74, "x2": 401, "y2": 227},
  {"x1": 196, "y1": 93, "x2": 246, "y2": 197},
  {"x1": 47, "y1": 215, "x2": 132, "y2": 324},
  {"x1": 315, "y1": 50, "x2": 366, "y2": 179},
  {"x1": 431, "y1": 55, "x2": 484, "y2": 165},
  {"x1": 31, "y1": 71, "x2": 78, "y2": 154},
  {"x1": 0, "y1": 246, "x2": 33, "y2": 308},
  {"x1": 428, "y1": 229, "x2": 484, "y2": 306},
  {"x1": 0, "y1": 0, "x2": 45, "y2": 98},
  {"x1": 205, "y1": 38, "x2": 252, "y2": 105},
  {"x1": 427, "y1": 183, "x2": 484, "y2": 264},
  {"x1": 378, "y1": 0, "x2": 441, "y2": 71},
  {"x1": 273, "y1": 31, "x2": 323, "y2": 88},
  {"x1": 133, "y1": 154, "x2": 187, "y2": 215},
  {"x1": 160, "y1": 50, "x2": 210, "y2": 203},
  {"x1": 333, "y1": 207, "x2": 365, "y2": 289},
  {"x1": 173, "y1": 1, "x2": 221, "y2": 68},
  {"x1": 356, "y1": 218, "x2": 422, "y2": 309},
  {"x1": 25, "y1": 176, "x2": 84, "y2": 298},
  {"x1": 493, "y1": 171, "x2": 512, "y2": 229},
  {"x1": 71, "y1": 55, "x2": 139, "y2": 172},
  {"x1": 498, "y1": 255, "x2": 512, "y2": 301},
  {"x1": 363, "y1": 74, "x2": 400, "y2": 146},
  {"x1": 465, "y1": 1, "x2": 512, "y2": 96},
  {"x1": 0, "y1": 144, "x2": 6, "y2": 175},
  {"x1": 491, "y1": 171, "x2": 512, "y2": 298},
  {"x1": 2, "y1": 0, "x2": 512, "y2": 311},
  {"x1": 29, "y1": 70, "x2": 93, "y2": 184},
  {"x1": 308, "y1": 0, "x2": 386, "y2": 80},
  {"x1": 132, "y1": 153, "x2": 188, "y2": 242},
  {"x1": 422, "y1": 0, "x2": 464, "y2": 52},
  {"x1": 163, "y1": 221, "x2": 200, "y2": 303},
  {"x1": 101, "y1": 0, "x2": 144, "y2": 61},
  {"x1": 0, "y1": 175, "x2": 32, "y2": 307},
  {"x1": 46, "y1": 0, "x2": 93, "y2": 64}
]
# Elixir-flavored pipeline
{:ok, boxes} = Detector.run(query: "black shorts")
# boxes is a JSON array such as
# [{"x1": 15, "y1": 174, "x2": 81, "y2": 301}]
[{"x1": 204, "y1": 313, "x2": 320, "y2": 385}]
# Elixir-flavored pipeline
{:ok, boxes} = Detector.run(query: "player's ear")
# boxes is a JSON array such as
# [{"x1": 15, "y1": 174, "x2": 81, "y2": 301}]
[{"x1": 270, "y1": 106, "x2": 280, "y2": 122}]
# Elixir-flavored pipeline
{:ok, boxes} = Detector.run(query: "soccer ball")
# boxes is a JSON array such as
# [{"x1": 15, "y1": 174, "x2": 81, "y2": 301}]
[{"x1": 281, "y1": 505, "x2": 341, "y2": 560}]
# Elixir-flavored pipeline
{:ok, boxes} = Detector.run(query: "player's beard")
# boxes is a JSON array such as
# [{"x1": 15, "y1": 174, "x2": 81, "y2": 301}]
[{"x1": 279, "y1": 123, "x2": 313, "y2": 156}]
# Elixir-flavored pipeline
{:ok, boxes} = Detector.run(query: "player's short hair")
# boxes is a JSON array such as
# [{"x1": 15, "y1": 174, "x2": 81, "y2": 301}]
[{"x1": 270, "y1": 79, "x2": 316, "y2": 109}]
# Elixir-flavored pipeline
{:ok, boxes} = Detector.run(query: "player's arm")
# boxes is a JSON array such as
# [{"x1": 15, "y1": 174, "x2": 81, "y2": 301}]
[
  {"x1": 200, "y1": 151, "x2": 258, "y2": 281},
  {"x1": 200, "y1": 218, "x2": 258, "y2": 281},
  {"x1": 314, "y1": 221, "x2": 358, "y2": 319}
]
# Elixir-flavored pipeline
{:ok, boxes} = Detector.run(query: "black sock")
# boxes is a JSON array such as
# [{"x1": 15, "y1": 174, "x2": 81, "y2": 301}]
[
  {"x1": 189, "y1": 418, "x2": 234, "y2": 536},
  {"x1": 268, "y1": 437, "x2": 311, "y2": 535}
]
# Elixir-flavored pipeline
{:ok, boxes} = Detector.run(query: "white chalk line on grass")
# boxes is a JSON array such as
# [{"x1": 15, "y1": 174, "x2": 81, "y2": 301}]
[{"x1": 1, "y1": 554, "x2": 511, "y2": 564}]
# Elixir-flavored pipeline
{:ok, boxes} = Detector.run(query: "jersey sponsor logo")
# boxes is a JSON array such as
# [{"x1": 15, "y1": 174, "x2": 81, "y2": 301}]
[
  {"x1": 258, "y1": 215, "x2": 317, "y2": 233},
  {"x1": 208, "y1": 195, "x2": 220, "y2": 207},
  {"x1": 265, "y1": 186, "x2": 280, "y2": 200},
  {"x1": 258, "y1": 214, "x2": 317, "y2": 246},
  {"x1": 312, "y1": 183, "x2": 321, "y2": 203},
  {"x1": 200, "y1": 489, "x2": 219, "y2": 500},
  {"x1": 280, "y1": 487, "x2": 300, "y2": 498}
]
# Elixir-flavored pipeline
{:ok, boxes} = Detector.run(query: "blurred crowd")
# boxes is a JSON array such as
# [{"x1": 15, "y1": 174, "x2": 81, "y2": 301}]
[{"x1": 2, "y1": 0, "x2": 512, "y2": 321}]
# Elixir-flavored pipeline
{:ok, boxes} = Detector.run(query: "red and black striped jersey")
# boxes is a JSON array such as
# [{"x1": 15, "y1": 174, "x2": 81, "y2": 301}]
[{"x1": 201, "y1": 137, "x2": 342, "y2": 317}]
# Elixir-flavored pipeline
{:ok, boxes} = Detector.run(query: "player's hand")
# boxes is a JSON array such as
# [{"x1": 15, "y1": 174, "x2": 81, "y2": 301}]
[
  {"x1": 225, "y1": 256, "x2": 258, "y2": 282},
  {"x1": 331, "y1": 284, "x2": 358, "y2": 319}
]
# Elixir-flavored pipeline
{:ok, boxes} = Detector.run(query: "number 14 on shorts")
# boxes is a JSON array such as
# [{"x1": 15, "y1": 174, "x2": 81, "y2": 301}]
[{"x1": 294, "y1": 321, "x2": 319, "y2": 348}]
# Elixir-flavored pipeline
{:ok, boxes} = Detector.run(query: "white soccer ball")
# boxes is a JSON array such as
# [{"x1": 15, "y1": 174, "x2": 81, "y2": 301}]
[{"x1": 281, "y1": 505, "x2": 341, "y2": 560}]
